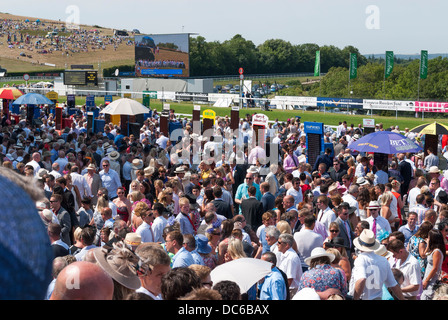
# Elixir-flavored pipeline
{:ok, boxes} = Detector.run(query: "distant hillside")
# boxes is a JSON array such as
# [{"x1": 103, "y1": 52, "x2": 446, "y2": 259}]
[
  {"x1": 364, "y1": 53, "x2": 448, "y2": 60},
  {"x1": 0, "y1": 12, "x2": 135, "y2": 74}
]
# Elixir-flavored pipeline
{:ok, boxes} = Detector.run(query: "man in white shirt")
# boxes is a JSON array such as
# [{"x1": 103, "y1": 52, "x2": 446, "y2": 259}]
[
  {"x1": 136, "y1": 207, "x2": 155, "y2": 243},
  {"x1": 407, "y1": 177, "x2": 426, "y2": 209},
  {"x1": 151, "y1": 203, "x2": 168, "y2": 243},
  {"x1": 316, "y1": 195, "x2": 337, "y2": 233},
  {"x1": 388, "y1": 239, "x2": 422, "y2": 300},
  {"x1": 342, "y1": 184, "x2": 360, "y2": 227},
  {"x1": 135, "y1": 243, "x2": 171, "y2": 300},
  {"x1": 365, "y1": 201, "x2": 392, "y2": 240},
  {"x1": 355, "y1": 156, "x2": 369, "y2": 178},
  {"x1": 349, "y1": 229, "x2": 405, "y2": 300},
  {"x1": 70, "y1": 165, "x2": 92, "y2": 200},
  {"x1": 286, "y1": 177, "x2": 303, "y2": 207},
  {"x1": 26, "y1": 152, "x2": 42, "y2": 176},
  {"x1": 156, "y1": 132, "x2": 169, "y2": 149},
  {"x1": 277, "y1": 233, "x2": 302, "y2": 296}
]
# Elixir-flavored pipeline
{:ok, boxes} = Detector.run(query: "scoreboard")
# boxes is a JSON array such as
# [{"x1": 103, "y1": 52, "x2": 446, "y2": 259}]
[{"x1": 64, "y1": 70, "x2": 98, "y2": 86}]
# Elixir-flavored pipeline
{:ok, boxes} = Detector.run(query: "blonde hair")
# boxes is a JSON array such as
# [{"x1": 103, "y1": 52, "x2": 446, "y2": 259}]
[
  {"x1": 133, "y1": 201, "x2": 149, "y2": 218},
  {"x1": 73, "y1": 227, "x2": 83, "y2": 241},
  {"x1": 188, "y1": 264, "x2": 211, "y2": 282},
  {"x1": 326, "y1": 248, "x2": 341, "y2": 264},
  {"x1": 276, "y1": 220, "x2": 292, "y2": 234},
  {"x1": 158, "y1": 187, "x2": 173, "y2": 205},
  {"x1": 129, "y1": 191, "x2": 144, "y2": 202},
  {"x1": 381, "y1": 191, "x2": 393, "y2": 206},
  {"x1": 227, "y1": 238, "x2": 246, "y2": 260},
  {"x1": 178, "y1": 197, "x2": 190, "y2": 207}
]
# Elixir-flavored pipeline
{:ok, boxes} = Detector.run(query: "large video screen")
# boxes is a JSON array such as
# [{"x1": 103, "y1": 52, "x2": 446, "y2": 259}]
[{"x1": 135, "y1": 33, "x2": 189, "y2": 78}]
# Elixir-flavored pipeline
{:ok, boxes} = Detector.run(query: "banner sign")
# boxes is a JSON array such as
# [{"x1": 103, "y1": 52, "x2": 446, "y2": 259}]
[
  {"x1": 363, "y1": 99, "x2": 415, "y2": 112},
  {"x1": 349, "y1": 53, "x2": 357, "y2": 79},
  {"x1": 420, "y1": 50, "x2": 428, "y2": 80},
  {"x1": 317, "y1": 97, "x2": 363, "y2": 109},
  {"x1": 385, "y1": 51, "x2": 394, "y2": 78},
  {"x1": 415, "y1": 101, "x2": 448, "y2": 113},
  {"x1": 314, "y1": 51, "x2": 320, "y2": 77}
]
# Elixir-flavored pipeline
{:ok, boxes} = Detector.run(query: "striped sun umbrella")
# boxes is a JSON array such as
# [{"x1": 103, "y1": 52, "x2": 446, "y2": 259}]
[
  {"x1": 0, "y1": 88, "x2": 24, "y2": 100},
  {"x1": 410, "y1": 121, "x2": 448, "y2": 135}
]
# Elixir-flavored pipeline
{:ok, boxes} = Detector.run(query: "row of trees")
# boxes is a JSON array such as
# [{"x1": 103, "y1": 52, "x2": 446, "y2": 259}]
[
  {"x1": 305, "y1": 57, "x2": 448, "y2": 101},
  {"x1": 189, "y1": 34, "x2": 368, "y2": 76}
]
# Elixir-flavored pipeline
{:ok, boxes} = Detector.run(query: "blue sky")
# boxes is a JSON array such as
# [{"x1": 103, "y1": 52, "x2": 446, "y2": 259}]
[{"x1": 1, "y1": 0, "x2": 446, "y2": 54}]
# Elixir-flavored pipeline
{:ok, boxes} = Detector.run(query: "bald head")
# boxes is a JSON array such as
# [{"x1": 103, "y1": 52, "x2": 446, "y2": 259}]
[{"x1": 50, "y1": 261, "x2": 114, "y2": 300}]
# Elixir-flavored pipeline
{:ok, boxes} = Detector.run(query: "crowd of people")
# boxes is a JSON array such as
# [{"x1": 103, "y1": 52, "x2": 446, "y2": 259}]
[
  {"x1": 0, "y1": 17, "x2": 134, "y2": 62},
  {"x1": 3, "y1": 103, "x2": 448, "y2": 301}
]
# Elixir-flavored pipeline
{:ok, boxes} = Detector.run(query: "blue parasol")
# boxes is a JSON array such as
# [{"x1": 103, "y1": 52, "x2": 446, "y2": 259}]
[
  {"x1": 12, "y1": 92, "x2": 55, "y2": 106},
  {"x1": 348, "y1": 130, "x2": 422, "y2": 154}
]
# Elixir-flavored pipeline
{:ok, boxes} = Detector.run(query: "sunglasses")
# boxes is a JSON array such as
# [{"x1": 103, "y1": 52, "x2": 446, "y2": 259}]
[{"x1": 330, "y1": 230, "x2": 339, "y2": 233}]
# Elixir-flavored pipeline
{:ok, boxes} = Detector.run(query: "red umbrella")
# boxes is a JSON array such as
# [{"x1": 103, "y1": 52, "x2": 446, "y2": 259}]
[{"x1": 0, "y1": 88, "x2": 24, "y2": 100}]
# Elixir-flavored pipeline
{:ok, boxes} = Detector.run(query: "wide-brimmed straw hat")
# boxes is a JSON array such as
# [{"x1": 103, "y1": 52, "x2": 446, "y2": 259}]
[
  {"x1": 374, "y1": 244, "x2": 393, "y2": 259},
  {"x1": 108, "y1": 151, "x2": 120, "y2": 161},
  {"x1": 353, "y1": 229, "x2": 381, "y2": 252},
  {"x1": 304, "y1": 247, "x2": 335, "y2": 266},
  {"x1": 131, "y1": 159, "x2": 143, "y2": 170},
  {"x1": 367, "y1": 200, "x2": 380, "y2": 210}
]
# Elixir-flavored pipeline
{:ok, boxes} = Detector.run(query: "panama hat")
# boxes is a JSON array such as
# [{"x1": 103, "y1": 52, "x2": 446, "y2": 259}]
[
  {"x1": 356, "y1": 177, "x2": 370, "y2": 186},
  {"x1": 144, "y1": 166, "x2": 155, "y2": 176},
  {"x1": 174, "y1": 166, "x2": 185, "y2": 174},
  {"x1": 87, "y1": 163, "x2": 96, "y2": 171},
  {"x1": 429, "y1": 166, "x2": 440, "y2": 174},
  {"x1": 374, "y1": 244, "x2": 393, "y2": 260},
  {"x1": 367, "y1": 200, "x2": 380, "y2": 210},
  {"x1": 304, "y1": 247, "x2": 335, "y2": 266},
  {"x1": 131, "y1": 159, "x2": 143, "y2": 170},
  {"x1": 92, "y1": 246, "x2": 141, "y2": 290},
  {"x1": 353, "y1": 229, "x2": 381, "y2": 252},
  {"x1": 108, "y1": 150, "x2": 120, "y2": 161},
  {"x1": 124, "y1": 232, "x2": 142, "y2": 248}
]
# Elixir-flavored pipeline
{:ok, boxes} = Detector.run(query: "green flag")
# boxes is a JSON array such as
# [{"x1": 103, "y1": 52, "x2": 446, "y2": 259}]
[
  {"x1": 314, "y1": 50, "x2": 320, "y2": 76},
  {"x1": 420, "y1": 50, "x2": 428, "y2": 79},
  {"x1": 349, "y1": 53, "x2": 357, "y2": 79},
  {"x1": 385, "y1": 51, "x2": 394, "y2": 78}
]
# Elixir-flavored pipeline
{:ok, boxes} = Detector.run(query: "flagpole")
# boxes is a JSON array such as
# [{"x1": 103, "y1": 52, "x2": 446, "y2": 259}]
[{"x1": 383, "y1": 53, "x2": 386, "y2": 100}]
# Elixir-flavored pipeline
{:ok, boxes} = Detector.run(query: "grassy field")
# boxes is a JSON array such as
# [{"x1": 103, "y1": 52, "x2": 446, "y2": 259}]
[{"x1": 56, "y1": 95, "x2": 445, "y2": 130}]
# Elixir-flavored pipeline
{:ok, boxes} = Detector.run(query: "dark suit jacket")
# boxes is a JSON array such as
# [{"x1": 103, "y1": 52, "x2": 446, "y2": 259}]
[
  {"x1": 261, "y1": 192, "x2": 276, "y2": 213},
  {"x1": 240, "y1": 197, "x2": 264, "y2": 231},
  {"x1": 212, "y1": 198, "x2": 233, "y2": 219},
  {"x1": 336, "y1": 217, "x2": 355, "y2": 266},
  {"x1": 336, "y1": 217, "x2": 355, "y2": 251},
  {"x1": 328, "y1": 168, "x2": 347, "y2": 183}
]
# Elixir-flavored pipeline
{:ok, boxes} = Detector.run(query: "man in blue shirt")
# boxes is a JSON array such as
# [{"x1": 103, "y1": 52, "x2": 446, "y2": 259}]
[
  {"x1": 234, "y1": 172, "x2": 262, "y2": 215},
  {"x1": 99, "y1": 160, "x2": 121, "y2": 199},
  {"x1": 183, "y1": 234, "x2": 205, "y2": 266},
  {"x1": 165, "y1": 230, "x2": 195, "y2": 268},
  {"x1": 258, "y1": 251, "x2": 288, "y2": 300}
]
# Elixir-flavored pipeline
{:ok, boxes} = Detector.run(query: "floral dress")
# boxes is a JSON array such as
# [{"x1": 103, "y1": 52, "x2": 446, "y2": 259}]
[
  {"x1": 408, "y1": 235, "x2": 427, "y2": 278},
  {"x1": 298, "y1": 264, "x2": 347, "y2": 297}
]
